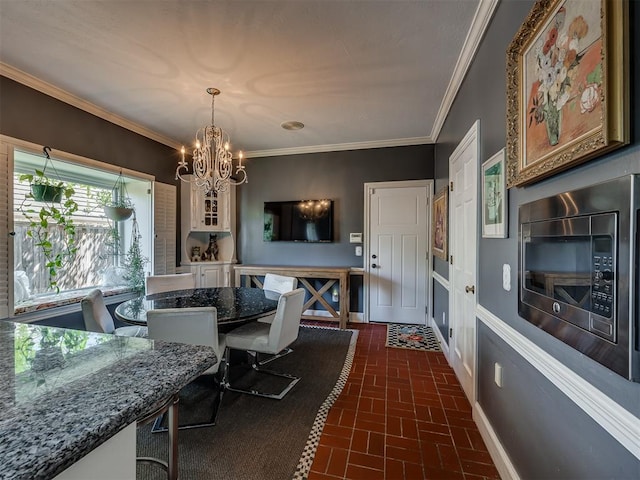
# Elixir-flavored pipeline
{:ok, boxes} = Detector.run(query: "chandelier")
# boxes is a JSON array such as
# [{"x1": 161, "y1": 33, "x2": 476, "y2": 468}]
[{"x1": 176, "y1": 87, "x2": 247, "y2": 193}]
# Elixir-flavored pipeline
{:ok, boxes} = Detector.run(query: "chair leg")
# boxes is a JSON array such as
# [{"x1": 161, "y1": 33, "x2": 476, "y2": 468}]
[
  {"x1": 151, "y1": 375, "x2": 224, "y2": 432},
  {"x1": 223, "y1": 348, "x2": 300, "y2": 400},
  {"x1": 137, "y1": 393, "x2": 179, "y2": 480},
  {"x1": 257, "y1": 347, "x2": 294, "y2": 366}
]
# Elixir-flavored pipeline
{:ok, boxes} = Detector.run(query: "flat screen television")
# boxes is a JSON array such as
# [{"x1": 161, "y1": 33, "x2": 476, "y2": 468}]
[{"x1": 264, "y1": 199, "x2": 333, "y2": 242}]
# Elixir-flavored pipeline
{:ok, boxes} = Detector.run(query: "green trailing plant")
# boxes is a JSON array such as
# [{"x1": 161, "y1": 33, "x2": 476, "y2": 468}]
[
  {"x1": 123, "y1": 214, "x2": 148, "y2": 294},
  {"x1": 18, "y1": 147, "x2": 79, "y2": 292}
]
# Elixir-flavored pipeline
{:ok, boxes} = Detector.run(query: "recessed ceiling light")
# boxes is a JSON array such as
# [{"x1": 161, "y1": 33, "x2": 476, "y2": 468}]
[{"x1": 281, "y1": 121, "x2": 305, "y2": 131}]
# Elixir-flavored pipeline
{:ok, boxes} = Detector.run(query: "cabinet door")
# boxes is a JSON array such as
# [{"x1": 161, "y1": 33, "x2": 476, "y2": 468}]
[
  {"x1": 200, "y1": 265, "x2": 224, "y2": 287},
  {"x1": 190, "y1": 184, "x2": 204, "y2": 230},
  {"x1": 218, "y1": 189, "x2": 230, "y2": 231}
]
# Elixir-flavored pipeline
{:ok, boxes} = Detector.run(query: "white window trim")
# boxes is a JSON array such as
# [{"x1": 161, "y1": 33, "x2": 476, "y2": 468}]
[{"x1": 0, "y1": 134, "x2": 156, "y2": 320}]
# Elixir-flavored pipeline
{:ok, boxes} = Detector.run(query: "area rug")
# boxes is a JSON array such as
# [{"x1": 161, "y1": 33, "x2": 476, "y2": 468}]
[
  {"x1": 386, "y1": 323, "x2": 441, "y2": 352},
  {"x1": 136, "y1": 325, "x2": 357, "y2": 480}
]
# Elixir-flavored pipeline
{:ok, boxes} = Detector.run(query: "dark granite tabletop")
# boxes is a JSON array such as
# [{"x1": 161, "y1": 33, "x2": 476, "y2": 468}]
[
  {"x1": 115, "y1": 287, "x2": 280, "y2": 327},
  {"x1": 0, "y1": 320, "x2": 217, "y2": 480}
]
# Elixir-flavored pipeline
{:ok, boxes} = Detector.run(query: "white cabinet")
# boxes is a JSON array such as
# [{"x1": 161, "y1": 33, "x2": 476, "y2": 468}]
[
  {"x1": 182, "y1": 178, "x2": 231, "y2": 232},
  {"x1": 179, "y1": 176, "x2": 237, "y2": 285},
  {"x1": 181, "y1": 263, "x2": 232, "y2": 288}
]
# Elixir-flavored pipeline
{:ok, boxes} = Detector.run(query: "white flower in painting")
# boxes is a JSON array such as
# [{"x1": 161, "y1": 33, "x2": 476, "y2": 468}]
[{"x1": 580, "y1": 84, "x2": 600, "y2": 113}]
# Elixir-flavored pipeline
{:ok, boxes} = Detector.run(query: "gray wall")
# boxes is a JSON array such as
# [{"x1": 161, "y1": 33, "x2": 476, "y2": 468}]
[
  {"x1": 1, "y1": 76, "x2": 182, "y2": 325},
  {"x1": 237, "y1": 145, "x2": 434, "y2": 266},
  {"x1": 435, "y1": 0, "x2": 640, "y2": 476},
  {"x1": 0, "y1": 77, "x2": 179, "y2": 184}
]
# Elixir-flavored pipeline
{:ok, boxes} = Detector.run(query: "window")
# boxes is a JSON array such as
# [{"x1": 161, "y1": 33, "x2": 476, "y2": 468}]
[{"x1": 11, "y1": 147, "x2": 153, "y2": 315}]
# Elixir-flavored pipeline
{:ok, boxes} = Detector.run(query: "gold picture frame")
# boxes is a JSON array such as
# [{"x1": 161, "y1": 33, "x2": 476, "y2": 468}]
[
  {"x1": 432, "y1": 187, "x2": 448, "y2": 260},
  {"x1": 505, "y1": 0, "x2": 628, "y2": 188}
]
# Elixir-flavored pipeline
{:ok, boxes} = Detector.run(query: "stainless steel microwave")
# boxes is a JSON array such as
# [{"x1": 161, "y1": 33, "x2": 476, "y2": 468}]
[{"x1": 519, "y1": 175, "x2": 639, "y2": 381}]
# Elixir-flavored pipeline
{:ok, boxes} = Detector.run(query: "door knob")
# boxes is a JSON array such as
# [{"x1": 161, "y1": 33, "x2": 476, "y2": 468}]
[
  {"x1": 465, "y1": 285, "x2": 475, "y2": 294},
  {"x1": 371, "y1": 264, "x2": 377, "y2": 269}
]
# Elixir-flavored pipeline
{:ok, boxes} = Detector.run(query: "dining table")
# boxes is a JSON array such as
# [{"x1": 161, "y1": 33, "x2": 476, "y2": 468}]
[{"x1": 115, "y1": 286, "x2": 280, "y2": 331}]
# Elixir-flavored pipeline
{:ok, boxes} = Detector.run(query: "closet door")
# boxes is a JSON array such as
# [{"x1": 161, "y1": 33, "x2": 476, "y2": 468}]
[{"x1": 153, "y1": 182, "x2": 177, "y2": 275}]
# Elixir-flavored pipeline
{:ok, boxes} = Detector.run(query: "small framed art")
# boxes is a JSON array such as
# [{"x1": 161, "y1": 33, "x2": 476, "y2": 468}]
[
  {"x1": 482, "y1": 148, "x2": 508, "y2": 238},
  {"x1": 432, "y1": 187, "x2": 448, "y2": 260}
]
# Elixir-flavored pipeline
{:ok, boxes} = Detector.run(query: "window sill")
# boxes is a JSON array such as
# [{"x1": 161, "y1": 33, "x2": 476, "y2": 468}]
[{"x1": 13, "y1": 287, "x2": 136, "y2": 320}]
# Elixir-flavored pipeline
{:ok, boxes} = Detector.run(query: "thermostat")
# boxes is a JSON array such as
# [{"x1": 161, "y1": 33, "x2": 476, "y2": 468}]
[{"x1": 349, "y1": 233, "x2": 363, "y2": 243}]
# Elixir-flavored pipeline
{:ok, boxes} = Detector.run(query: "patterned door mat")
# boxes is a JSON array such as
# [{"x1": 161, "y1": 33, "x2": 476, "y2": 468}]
[{"x1": 386, "y1": 324, "x2": 442, "y2": 351}]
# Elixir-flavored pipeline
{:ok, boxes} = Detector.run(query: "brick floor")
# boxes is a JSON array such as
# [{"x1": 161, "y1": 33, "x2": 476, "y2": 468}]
[{"x1": 303, "y1": 321, "x2": 500, "y2": 480}]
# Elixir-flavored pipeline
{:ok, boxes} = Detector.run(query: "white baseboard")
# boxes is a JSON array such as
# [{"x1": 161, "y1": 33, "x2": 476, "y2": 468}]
[
  {"x1": 428, "y1": 316, "x2": 450, "y2": 358},
  {"x1": 303, "y1": 309, "x2": 365, "y2": 323},
  {"x1": 473, "y1": 402, "x2": 520, "y2": 480}
]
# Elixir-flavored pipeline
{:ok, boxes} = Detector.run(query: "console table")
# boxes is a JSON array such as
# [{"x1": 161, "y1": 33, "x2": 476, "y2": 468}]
[{"x1": 234, "y1": 265, "x2": 350, "y2": 329}]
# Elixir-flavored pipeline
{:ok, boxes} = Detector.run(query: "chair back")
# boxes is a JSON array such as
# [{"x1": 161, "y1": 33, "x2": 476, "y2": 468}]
[
  {"x1": 268, "y1": 288, "x2": 305, "y2": 353},
  {"x1": 146, "y1": 273, "x2": 196, "y2": 295},
  {"x1": 263, "y1": 273, "x2": 298, "y2": 294},
  {"x1": 146, "y1": 307, "x2": 224, "y2": 371},
  {"x1": 81, "y1": 289, "x2": 115, "y2": 334}
]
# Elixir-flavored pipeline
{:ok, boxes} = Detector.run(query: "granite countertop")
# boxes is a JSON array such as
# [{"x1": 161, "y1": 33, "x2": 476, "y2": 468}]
[{"x1": 0, "y1": 320, "x2": 217, "y2": 480}]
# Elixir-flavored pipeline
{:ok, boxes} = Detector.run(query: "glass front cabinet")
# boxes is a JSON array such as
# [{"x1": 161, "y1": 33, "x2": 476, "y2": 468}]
[{"x1": 179, "y1": 176, "x2": 236, "y2": 287}]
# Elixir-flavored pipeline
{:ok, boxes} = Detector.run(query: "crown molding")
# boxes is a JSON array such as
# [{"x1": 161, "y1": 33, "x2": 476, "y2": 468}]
[
  {"x1": 244, "y1": 135, "x2": 433, "y2": 159},
  {"x1": 430, "y1": 0, "x2": 499, "y2": 141},
  {"x1": 0, "y1": 62, "x2": 181, "y2": 150}
]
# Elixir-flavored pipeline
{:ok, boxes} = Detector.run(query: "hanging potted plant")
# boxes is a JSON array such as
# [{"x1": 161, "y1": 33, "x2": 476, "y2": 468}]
[
  {"x1": 18, "y1": 146, "x2": 79, "y2": 292},
  {"x1": 19, "y1": 147, "x2": 66, "y2": 202},
  {"x1": 124, "y1": 213, "x2": 148, "y2": 294},
  {"x1": 99, "y1": 171, "x2": 134, "y2": 221}
]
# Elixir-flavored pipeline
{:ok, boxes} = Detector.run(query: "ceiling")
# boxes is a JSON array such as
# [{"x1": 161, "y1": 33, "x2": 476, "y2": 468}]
[{"x1": 0, "y1": 0, "x2": 494, "y2": 158}]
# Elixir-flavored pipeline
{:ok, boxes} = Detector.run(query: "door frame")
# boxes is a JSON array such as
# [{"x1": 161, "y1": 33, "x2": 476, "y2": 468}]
[{"x1": 363, "y1": 179, "x2": 433, "y2": 323}]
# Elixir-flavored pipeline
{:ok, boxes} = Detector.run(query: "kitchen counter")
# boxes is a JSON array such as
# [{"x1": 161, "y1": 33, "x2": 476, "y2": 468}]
[{"x1": 0, "y1": 320, "x2": 217, "y2": 480}]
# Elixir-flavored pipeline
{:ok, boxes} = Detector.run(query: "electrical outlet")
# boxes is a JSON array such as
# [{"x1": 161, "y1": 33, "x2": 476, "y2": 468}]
[{"x1": 355, "y1": 246, "x2": 363, "y2": 256}]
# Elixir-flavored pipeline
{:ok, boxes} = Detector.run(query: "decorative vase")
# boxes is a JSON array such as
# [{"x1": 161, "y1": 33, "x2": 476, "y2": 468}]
[
  {"x1": 103, "y1": 205, "x2": 134, "y2": 221},
  {"x1": 544, "y1": 103, "x2": 562, "y2": 146},
  {"x1": 30, "y1": 184, "x2": 64, "y2": 203}
]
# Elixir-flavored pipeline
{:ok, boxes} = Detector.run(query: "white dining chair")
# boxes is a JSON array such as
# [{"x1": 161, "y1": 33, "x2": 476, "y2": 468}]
[
  {"x1": 81, "y1": 289, "x2": 147, "y2": 337},
  {"x1": 259, "y1": 273, "x2": 298, "y2": 325},
  {"x1": 223, "y1": 288, "x2": 305, "y2": 400},
  {"x1": 145, "y1": 273, "x2": 196, "y2": 295},
  {"x1": 257, "y1": 273, "x2": 301, "y2": 364},
  {"x1": 146, "y1": 307, "x2": 226, "y2": 429}
]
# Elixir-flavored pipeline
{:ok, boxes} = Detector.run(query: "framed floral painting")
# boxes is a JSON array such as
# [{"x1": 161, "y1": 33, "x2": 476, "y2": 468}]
[
  {"x1": 506, "y1": 0, "x2": 628, "y2": 188},
  {"x1": 432, "y1": 187, "x2": 448, "y2": 260},
  {"x1": 482, "y1": 149, "x2": 508, "y2": 238}
]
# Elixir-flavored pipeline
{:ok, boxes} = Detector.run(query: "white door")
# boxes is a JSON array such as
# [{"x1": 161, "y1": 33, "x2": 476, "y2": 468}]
[
  {"x1": 366, "y1": 181, "x2": 430, "y2": 324},
  {"x1": 449, "y1": 121, "x2": 479, "y2": 403}
]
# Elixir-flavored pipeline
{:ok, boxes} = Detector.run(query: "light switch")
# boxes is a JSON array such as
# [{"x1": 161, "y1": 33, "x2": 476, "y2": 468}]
[
  {"x1": 355, "y1": 246, "x2": 363, "y2": 256},
  {"x1": 494, "y1": 363, "x2": 503, "y2": 387},
  {"x1": 349, "y1": 233, "x2": 363, "y2": 243},
  {"x1": 503, "y1": 264, "x2": 511, "y2": 291}
]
